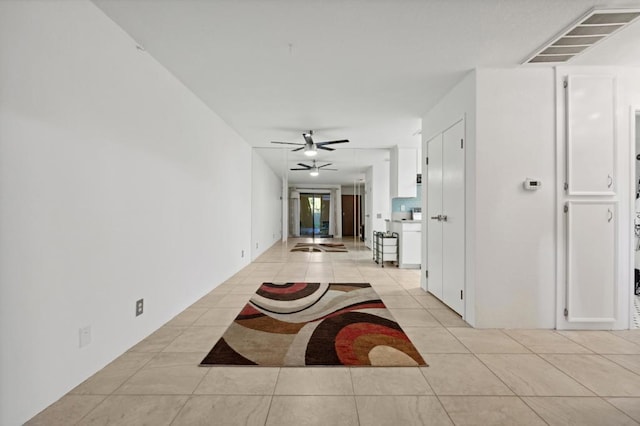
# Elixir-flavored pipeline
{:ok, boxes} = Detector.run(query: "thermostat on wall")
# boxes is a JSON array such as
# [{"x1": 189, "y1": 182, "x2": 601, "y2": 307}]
[{"x1": 523, "y1": 178, "x2": 542, "y2": 190}]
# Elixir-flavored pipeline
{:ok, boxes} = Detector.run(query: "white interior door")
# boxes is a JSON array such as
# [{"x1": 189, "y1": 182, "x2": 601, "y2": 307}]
[
  {"x1": 427, "y1": 134, "x2": 443, "y2": 299},
  {"x1": 566, "y1": 201, "x2": 617, "y2": 322},
  {"x1": 442, "y1": 120, "x2": 465, "y2": 315}
]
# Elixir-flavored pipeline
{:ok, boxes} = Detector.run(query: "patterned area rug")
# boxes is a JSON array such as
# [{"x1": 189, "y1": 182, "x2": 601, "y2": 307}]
[
  {"x1": 290, "y1": 243, "x2": 348, "y2": 253},
  {"x1": 200, "y1": 282, "x2": 426, "y2": 366}
]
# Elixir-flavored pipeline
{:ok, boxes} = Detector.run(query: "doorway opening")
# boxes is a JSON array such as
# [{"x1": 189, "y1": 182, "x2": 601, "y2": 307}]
[
  {"x1": 300, "y1": 193, "x2": 332, "y2": 238},
  {"x1": 341, "y1": 194, "x2": 361, "y2": 238}
]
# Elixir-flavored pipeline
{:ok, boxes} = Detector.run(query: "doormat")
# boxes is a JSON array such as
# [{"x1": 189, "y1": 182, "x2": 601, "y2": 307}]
[
  {"x1": 200, "y1": 282, "x2": 426, "y2": 366},
  {"x1": 290, "y1": 243, "x2": 348, "y2": 253}
]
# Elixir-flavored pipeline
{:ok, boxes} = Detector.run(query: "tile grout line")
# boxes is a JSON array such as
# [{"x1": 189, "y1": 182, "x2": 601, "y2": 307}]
[
  {"x1": 70, "y1": 395, "x2": 109, "y2": 426},
  {"x1": 348, "y1": 368, "x2": 362, "y2": 426},
  {"x1": 529, "y1": 352, "x2": 597, "y2": 396},
  {"x1": 71, "y1": 347, "x2": 166, "y2": 425},
  {"x1": 599, "y1": 354, "x2": 640, "y2": 377},
  {"x1": 516, "y1": 395, "x2": 553, "y2": 426},
  {"x1": 166, "y1": 394, "x2": 193, "y2": 426},
  {"x1": 262, "y1": 367, "x2": 282, "y2": 426},
  {"x1": 598, "y1": 396, "x2": 640, "y2": 424}
]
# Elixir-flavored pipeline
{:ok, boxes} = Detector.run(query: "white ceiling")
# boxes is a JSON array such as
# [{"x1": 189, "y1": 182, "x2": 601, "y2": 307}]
[{"x1": 93, "y1": 0, "x2": 640, "y2": 183}]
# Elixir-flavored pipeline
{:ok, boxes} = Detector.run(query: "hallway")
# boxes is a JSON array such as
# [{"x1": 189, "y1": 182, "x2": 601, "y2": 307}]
[{"x1": 28, "y1": 238, "x2": 640, "y2": 425}]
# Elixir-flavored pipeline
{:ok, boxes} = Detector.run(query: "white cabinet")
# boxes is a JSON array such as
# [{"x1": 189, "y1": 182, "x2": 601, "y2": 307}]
[
  {"x1": 390, "y1": 146, "x2": 417, "y2": 198},
  {"x1": 558, "y1": 73, "x2": 619, "y2": 329},
  {"x1": 566, "y1": 201, "x2": 617, "y2": 322},
  {"x1": 401, "y1": 223, "x2": 421, "y2": 266},
  {"x1": 566, "y1": 75, "x2": 616, "y2": 195},
  {"x1": 390, "y1": 221, "x2": 421, "y2": 268}
]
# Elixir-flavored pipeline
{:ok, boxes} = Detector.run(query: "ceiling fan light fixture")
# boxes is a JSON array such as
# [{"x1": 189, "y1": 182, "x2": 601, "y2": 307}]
[
  {"x1": 309, "y1": 168, "x2": 319, "y2": 177},
  {"x1": 304, "y1": 146, "x2": 317, "y2": 156}
]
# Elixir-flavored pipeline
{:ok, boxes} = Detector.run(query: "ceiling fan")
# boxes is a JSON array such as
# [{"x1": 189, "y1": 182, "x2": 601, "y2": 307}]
[
  {"x1": 290, "y1": 160, "x2": 337, "y2": 177},
  {"x1": 271, "y1": 130, "x2": 349, "y2": 157}
]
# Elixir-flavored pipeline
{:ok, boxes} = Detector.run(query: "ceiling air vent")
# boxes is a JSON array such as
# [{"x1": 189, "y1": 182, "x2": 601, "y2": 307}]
[{"x1": 524, "y1": 9, "x2": 640, "y2": 64}]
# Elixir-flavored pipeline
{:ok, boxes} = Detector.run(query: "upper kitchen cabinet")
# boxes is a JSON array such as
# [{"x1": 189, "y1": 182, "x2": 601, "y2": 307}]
[{"x1": 390, "y1": 146, "x2": 418, "y2": 198}]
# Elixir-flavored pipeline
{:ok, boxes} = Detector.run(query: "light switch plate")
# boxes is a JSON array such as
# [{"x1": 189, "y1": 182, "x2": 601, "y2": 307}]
[{"x1": 79, "y1": 326, "x2": 91, "y2": 348}]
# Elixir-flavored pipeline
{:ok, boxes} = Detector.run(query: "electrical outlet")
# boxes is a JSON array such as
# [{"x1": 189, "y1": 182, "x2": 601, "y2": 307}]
[
  {"x1": 241, "y1": 250, "x2": 244, "y2": 258},
  {"x1": 79, "y1": 326, "x2": 91, "y2": 348},
  {"x1": 136, "y1": 299, "x2": 144, "y2": 317}
]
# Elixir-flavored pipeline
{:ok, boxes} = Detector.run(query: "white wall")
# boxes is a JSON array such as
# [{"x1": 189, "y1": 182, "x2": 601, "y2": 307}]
[
  {"x1": 365, "y1": 167, "x2": 374, "y2": 248},
  {"x1": 0, "y1": 2, "x2": 253, "y2": 424},
  {"x1": 251, "y1": 150, "x2": 282, "y2": 259},
  {"x1": 475, "y1": 68, "x2": 556, "y2": 328},
  {"x1": 426, "y1": 66, "x2": 640, "y2": 329},
  {"x1": 341, "y1": 184, "x2": 365, "y2": 195},
  {"x1": 421, "y1": 71, "x2": 476, "y2": 324},
  {"x1": 365, "y1": 159, "x2": 391, "y2": 247}
]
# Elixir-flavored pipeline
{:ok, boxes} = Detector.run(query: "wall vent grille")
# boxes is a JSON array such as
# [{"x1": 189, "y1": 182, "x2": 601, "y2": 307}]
[{"x1": 523, "y1": 9, "x2": 640, "y2": 64}]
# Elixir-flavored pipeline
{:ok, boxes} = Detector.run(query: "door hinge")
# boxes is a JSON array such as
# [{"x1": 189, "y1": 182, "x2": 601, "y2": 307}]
[
  {"x1": 564, "y1": 205, "x2": 568, "y2": 213},
  {"x1": 460, "y1": 290, "x2": 463, "y2": 300},
  {"x1": 460, "y1": 138, "x2": 464, "y2": 149},
  {"x1": 563, "y1": 79, "x2": 568, "y2": 89},
  {"x1": 425, "y1": 270, "x2": 429, "y2": 278},
  {"x1": 564, "y1": 308, "x2": 568, "y2": 317},
  {"x1": 426, "y1": 157, "x2": 429, "y2": 165},
  {"x1": 563, "y1": 182, "x2": 568, "y2": 191}
]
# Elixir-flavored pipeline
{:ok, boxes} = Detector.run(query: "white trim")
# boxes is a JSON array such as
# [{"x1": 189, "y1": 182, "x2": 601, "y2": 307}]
[{"x1": 629, "y1": 107, "x2": 640, "y2": 329}]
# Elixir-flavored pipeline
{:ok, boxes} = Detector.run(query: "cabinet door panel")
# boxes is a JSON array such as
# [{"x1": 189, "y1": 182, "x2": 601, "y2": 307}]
[
  {"x1": 566, "y1": 201, "x2": 616, "y2": 322},
  {"x1": 427, "y1": 134, "x2": 443, "y2": 299},
  {"x1": 567, "y1": 75, "x2": 616, "y2": 195},
  {"x1": 402, "y1": 231, "x2": 421, "y2": 265}
]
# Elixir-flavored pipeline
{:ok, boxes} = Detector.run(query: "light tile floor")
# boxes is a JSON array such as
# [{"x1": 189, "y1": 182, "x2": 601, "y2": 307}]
[{"x1": 27, "y1": 238, "x2": 640, "y2": 425}]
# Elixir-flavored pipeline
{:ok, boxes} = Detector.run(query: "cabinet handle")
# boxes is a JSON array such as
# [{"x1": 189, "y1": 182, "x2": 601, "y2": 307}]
[
  {"x1": 607, "y1": 174, "x2": 613, "y2": 188},
  {"x1": 607, "y1": 208, "x2": 613, "y2": 223}
]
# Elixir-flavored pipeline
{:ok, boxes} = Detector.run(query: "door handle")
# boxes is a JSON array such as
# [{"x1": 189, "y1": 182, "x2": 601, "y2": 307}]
[
  {"x1": 441, "y1": 215, "x2": 448, "y2": 222},
  {"x1": 431, "y1": 215, "x2": 441, "y2": 221}
]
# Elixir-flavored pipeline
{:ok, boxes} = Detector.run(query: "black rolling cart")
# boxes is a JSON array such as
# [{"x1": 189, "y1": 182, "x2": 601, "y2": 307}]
[{"x1": 373, "y1": 231, "x2": 399, "y2": 267}]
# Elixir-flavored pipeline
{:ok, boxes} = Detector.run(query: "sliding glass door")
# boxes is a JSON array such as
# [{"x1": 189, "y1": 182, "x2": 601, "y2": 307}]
[{"x1": 300, "y1": 193, "x2": 331, "y2": 237}]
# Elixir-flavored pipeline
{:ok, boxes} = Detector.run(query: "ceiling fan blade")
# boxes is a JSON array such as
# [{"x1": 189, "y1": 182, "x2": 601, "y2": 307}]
[
  {"x1": 292, "y1": 147, "x2": 305, "y2": 152},
  {"x1": 318, "y1": 163, "x2": 333, "y2": 169},
  {"x1": 297, "y1": 163, "x2": 311, "y2": 168},
  {"x1": 322, "y1": 168, "x2": 338, "y2": 171},
  {"x1": 290, "y1": 168, "x2": 309, "y2": 171},
  {"x1": 317, "y1": 139, "x2": 349, "y2": 146},
  {"x1": 271, "y1": 141, "x2": 304, "y2": 146},
  {"x1": 317, "y1": 146, "x2": 335, "y2": 151}
]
